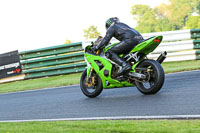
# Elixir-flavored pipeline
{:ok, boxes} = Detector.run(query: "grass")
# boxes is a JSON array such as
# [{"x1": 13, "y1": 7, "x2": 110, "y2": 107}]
[
  {"x1": 162, "y1": 60, "x2": 200, "y2": 73},
  {"x1": 0, "y1": 73, "x2": 81, "y2": 94},
  {"x1": 1, "y1": 120, "x2": 200, "y2": 133},
  {"x1": 0, "y1": 60, "x2": 199, "y2": 94}
]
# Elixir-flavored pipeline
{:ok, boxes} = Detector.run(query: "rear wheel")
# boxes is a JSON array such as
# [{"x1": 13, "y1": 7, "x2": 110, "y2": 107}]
[
  {"x1": 80, "y1": 69, "x2": 103, "y2": 98},
  {"x1": 135, "y1": 59, "x2": 165, "y2": 95}
]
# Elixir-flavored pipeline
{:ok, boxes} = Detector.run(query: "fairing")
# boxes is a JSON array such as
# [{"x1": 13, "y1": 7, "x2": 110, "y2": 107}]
[{"x1": 84, "y1": 35, "x2": 163, "y2": 89}]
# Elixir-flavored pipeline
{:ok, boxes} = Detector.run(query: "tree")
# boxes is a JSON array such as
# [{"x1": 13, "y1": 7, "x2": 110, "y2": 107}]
[
  {"x1": 83, "y1": 25, "x2": 100, "y2": 39},
  {"x1": 130, "y1": 0, "x2": 200, "y2": 33},
  {"x1": 186, "y1": 16, "x2": 200, "y2": 29},
  {"x1": 64, "y1": 40, "x2": 72, "y2": 44},
  {"x1": 130, "y1": 4, "x2": 174, "y2": 33},
  {"x1": 157, "y1": 0, "x2": 199, "y2": 29},
  {"x1": 130, "y1": 5, "x2": 157, "y2": 33}
]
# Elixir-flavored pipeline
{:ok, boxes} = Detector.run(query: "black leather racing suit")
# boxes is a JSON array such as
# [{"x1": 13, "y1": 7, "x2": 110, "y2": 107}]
[{"x1": 97, "y1": 22, "x2": 143, "y2": 70}]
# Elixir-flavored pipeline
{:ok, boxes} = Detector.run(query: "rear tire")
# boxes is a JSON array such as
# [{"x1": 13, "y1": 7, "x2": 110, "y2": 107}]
[
  {"x1": 80, "y1": 69, "x2": 103, "y2": 98},
  {"x1": 135, "y1": 59, "x2": 165, "y2": 95}
]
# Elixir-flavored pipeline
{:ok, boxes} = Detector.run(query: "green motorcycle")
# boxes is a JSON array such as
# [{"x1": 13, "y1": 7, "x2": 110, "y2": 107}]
[{"x1": 80, "y1": 36, "x2": 167, "y2": 98}]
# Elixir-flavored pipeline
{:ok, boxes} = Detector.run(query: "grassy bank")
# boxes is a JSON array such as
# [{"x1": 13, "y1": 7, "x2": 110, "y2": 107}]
[
  {"x1": 0, "y1": 60, "x2": 199, "y2": 94},
  {"x1": 162, "y1": 60, "x2": 200, "y2": 73},
  {"x1": 1, "y1": 120, "x2": 200, "y2": 133},
  {"x1": 0, "y1": 73, "x2": 82, "y2": 94}
]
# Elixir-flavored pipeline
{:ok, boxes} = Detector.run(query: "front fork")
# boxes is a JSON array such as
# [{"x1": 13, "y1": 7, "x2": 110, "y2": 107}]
[
  {"x1": 87, "y1": 65, "x2": 93, "y2": 78},
  {"x1": 86, "y1": 50, "x2": 100, "y2": 86},
  {"x1": 86, "y1": 66, "x2": 95, "y2": 87}
]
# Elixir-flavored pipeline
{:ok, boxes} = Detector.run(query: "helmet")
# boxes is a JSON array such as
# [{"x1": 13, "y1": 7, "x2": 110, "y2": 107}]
[{"x1": 105, "y1": 17, "x2": 119, "y2": 29}]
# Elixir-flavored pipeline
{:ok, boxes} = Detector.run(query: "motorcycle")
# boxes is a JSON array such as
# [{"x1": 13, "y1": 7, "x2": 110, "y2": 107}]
[{"x1": 80, "y1": 36, "x2": 167, "y2": 98}]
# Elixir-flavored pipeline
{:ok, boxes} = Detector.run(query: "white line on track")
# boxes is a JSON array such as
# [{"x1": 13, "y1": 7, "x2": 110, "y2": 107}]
[
  {"x1": 1, "y1": 115, "x2": 200, "y2": 122},
  {"x1": 1, "y1": 70, "x2": 200, "y2": 123}
]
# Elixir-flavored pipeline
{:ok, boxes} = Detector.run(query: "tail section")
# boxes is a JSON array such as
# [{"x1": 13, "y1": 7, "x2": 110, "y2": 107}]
[{"x1": 130, "y1": 36, "x2": 163, "y2": 55}]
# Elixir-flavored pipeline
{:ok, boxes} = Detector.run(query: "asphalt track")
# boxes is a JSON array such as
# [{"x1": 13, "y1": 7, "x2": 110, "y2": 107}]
[{"x1": 0, "y1": 70, "x2": 200, "y2": 121}]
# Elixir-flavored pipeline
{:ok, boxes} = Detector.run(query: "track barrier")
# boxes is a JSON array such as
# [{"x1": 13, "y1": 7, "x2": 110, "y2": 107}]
[{"x1": 0, "y1": 29, "x2": 199, "y2": 82}]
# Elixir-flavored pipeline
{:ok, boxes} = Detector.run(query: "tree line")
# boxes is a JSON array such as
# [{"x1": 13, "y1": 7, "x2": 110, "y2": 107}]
[{"x1": 83, "y1": 0, "x2": 200, "y2": 40}]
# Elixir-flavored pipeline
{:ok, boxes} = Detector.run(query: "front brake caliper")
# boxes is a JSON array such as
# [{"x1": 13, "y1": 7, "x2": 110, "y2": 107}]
[{"x1": 86, "y1": 76, "x2": 96, "y2": 87}]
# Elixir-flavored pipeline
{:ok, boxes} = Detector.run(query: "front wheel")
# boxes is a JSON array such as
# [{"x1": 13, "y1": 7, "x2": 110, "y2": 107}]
[
  {"x1": 80, "y1": 69, "x2": 103, "y2": 98},
  {"x1": 135, "y1": 59, "x2": 165, "y2": 95}
]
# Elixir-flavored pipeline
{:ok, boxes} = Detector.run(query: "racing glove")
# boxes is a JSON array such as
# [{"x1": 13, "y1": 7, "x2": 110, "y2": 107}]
[{"x1": 91, "y1": 45, "x2": 98, "y2": 53}]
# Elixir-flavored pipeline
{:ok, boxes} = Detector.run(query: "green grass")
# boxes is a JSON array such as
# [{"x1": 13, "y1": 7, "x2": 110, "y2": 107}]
[
  {"x1": 162, "y1": 60, "x2": 200, "y2": 73},
  {"x1": 1, "y1": 120, "x2": 200, "y2": 133},
  {"x1": 0, "y1": 60, "x2": 200, "y2": 94},
  {"x1": 0, "y1": 73, "x2": 81, "y2": 94}
]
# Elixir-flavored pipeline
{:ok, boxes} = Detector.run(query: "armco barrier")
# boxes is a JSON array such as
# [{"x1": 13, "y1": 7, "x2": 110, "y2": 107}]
[
  {"x1": 19, "y1": 42, "x2": 86, "y2": 79},
  {"x1": 141, "y1": 29, "x2": 200, "y2": 61},
  {"x1": 0, "y1": 29, "x2": 199, "y2": 82},
  {"x1": 191, "y1": 29, "x2": 200, "y2": 39},
  {"x1": 21, "y1": 29, "x2": 200, "y2": 79},
  {"x1": 191, "y1": 29, "x2": 200, "y2": 60},
  {"x1": 83, "y1": 29, "x2": 200, "y2": 62},
  {"x1": 193, "y1": 40, "x2": 200, "y2": 60}
]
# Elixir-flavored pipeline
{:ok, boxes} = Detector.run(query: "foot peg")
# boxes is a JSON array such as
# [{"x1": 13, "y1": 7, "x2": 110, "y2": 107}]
[{"x1": 117, "y1": 64, "x2": 132, "y2": 76}]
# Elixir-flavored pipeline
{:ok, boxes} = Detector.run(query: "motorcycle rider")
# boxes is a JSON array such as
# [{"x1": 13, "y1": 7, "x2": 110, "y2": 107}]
[{"x1": 93, "y1": 17, "x2": 143, "y2": 76}]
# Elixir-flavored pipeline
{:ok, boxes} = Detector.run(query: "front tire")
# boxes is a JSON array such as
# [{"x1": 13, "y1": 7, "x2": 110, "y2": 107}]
[
  {"x1": 135, "y1": 59, "x2": 165, "y2": 95},
  {"x1": 80, "y1": 69, "x2": 103, "y2": 98}
]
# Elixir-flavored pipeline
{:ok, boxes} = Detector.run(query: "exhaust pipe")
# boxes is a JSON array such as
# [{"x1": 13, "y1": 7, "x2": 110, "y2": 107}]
[{"x1": 157, "y1": 51, "x2": 167, "y2": 64}]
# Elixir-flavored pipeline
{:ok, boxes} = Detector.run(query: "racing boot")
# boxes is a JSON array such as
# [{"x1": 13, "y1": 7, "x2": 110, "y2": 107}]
[
  {"x1": 117, "y1": 62, "x2": 132, "y2": 76},
  {"x1": 109, "y1": 53, "x2": 132, "y2": 76}
]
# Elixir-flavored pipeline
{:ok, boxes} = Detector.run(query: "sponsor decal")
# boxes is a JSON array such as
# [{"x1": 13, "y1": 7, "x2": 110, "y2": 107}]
[{"x1": 0, "y1": 50, "x2": 22, "y2": 79}]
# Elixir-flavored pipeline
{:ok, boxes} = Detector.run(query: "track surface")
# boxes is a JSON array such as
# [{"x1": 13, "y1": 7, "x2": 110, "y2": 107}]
[{"x1": 0, "y1": 70, "x2": 200, "y2": 121}]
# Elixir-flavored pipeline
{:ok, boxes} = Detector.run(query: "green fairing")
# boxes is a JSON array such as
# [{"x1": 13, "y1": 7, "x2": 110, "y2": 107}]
[
  {"x1": 130, "y1": 36, "x2": 163, "y2": 54},
  {"x1": 104, "y1": 36, "x2": 162, "y2": 56},
  {"x1": 85, "y1": 53, "x2": 135, "y2": 88},
  {"x1": 84, "y1": 35, "x2": 163, "y2": 89},
  {"x1": 104, "y1": 42, "x2": 118, "y2": 53}
]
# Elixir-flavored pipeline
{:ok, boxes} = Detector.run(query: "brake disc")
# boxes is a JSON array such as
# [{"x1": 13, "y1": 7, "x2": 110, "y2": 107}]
[{"x1": 85, "y1": 76, "x2": 96, "y2": 87}]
